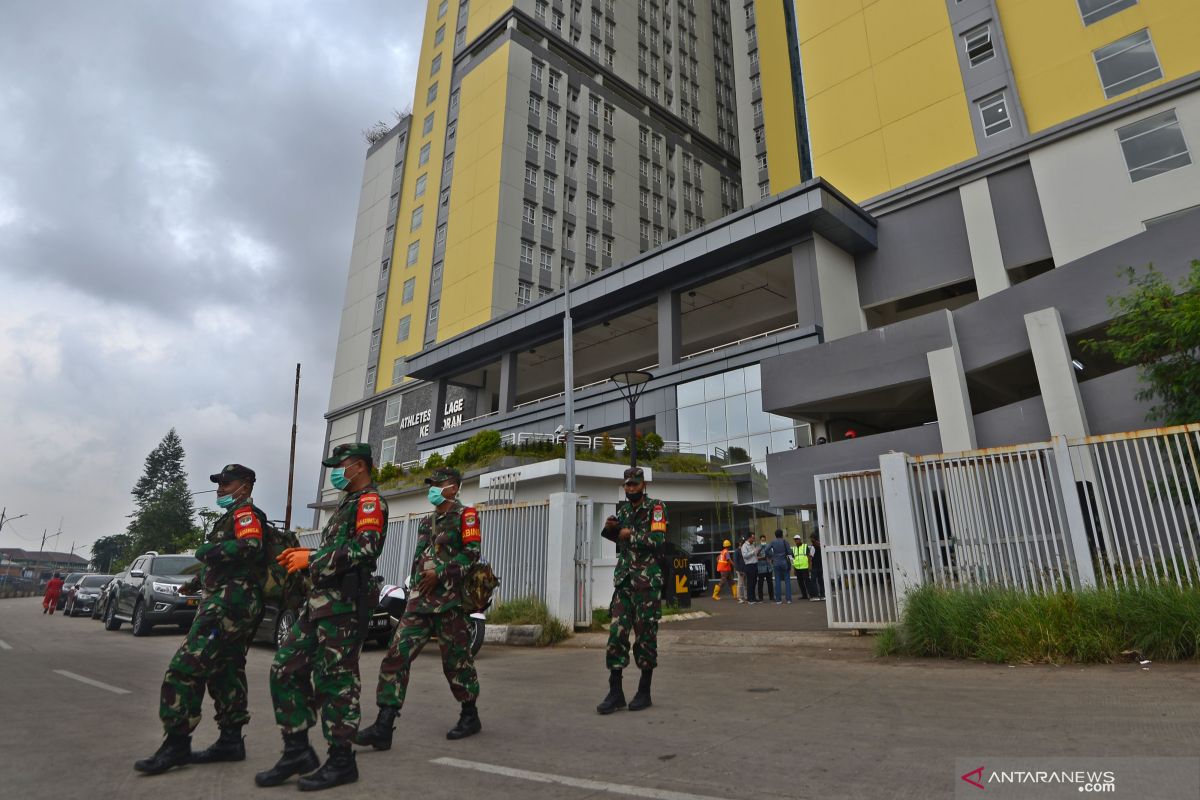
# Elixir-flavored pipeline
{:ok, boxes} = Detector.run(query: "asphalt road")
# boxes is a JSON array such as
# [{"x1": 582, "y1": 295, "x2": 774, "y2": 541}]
[{"x1": 3, "y1": 596, "x2": 1200, "y2": 799}]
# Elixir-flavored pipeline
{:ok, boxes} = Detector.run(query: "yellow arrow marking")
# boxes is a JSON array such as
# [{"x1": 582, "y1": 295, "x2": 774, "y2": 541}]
[{"x1": 675, "y1": 575, "x2": 688, "y2": 594}]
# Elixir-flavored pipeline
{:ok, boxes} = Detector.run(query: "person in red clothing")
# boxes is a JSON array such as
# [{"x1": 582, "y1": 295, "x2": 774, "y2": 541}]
[{"x1": 42, "y1": 573, "x2": 64, "y2": 614}]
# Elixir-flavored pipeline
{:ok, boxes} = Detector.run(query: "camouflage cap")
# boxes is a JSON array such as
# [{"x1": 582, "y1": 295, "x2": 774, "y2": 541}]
[
  {"x1": 622, "y1": 466, "x2": 645, "y2": 482},
  {"x1": 322, "y1": 442, "x2": 372, "y2": 467},
  {"x1": 209, "y1": 463, "x2": 256, "y2": 483},
  {"x1": 424, "y1": 466, "x2": 463, "y2": 485}
]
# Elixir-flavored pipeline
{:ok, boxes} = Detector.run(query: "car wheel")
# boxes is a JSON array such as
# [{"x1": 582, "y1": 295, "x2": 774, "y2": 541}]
[
  {"x1": 274, "y1": 609, "x2": 296, "y2": 649},
  {"x1": 104, "y1": 601, "x2": 122, "y2": 631},
  {"x1": 468, "y1": 617, "x2": 485, "y2": 657},
  {"x1": 131, "y1": 600, "x2": 152, "y2": 637}
]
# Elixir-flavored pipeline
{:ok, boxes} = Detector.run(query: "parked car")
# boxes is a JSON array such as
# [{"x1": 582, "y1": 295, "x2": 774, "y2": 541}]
[
  {"x1": 254, "y1": 576, "x2": 396, "y2": 650},
  {"x1": 63, "y1": 574, "x2": 114, "y2": 616},
  {"x1": 56, "y1": 573, "x2": 86, "y2": 610},
  {"x1": 103, "y1": 552, "x2": 201, "y2": 636},
  {"x1": 92, "y1": 570, "x2": 125, "y2": 620},
  {"x1": 377, "y1": 577, "x2": 485, "y2": 655},
  {"x1": 688, "y1": 562, "x2": 708, "y2": 596}
]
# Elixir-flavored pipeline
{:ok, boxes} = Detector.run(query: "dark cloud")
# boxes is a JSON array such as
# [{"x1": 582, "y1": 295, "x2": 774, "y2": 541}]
[{"x1": 0, "y1": 0, "x2": 422, "y2": 553}]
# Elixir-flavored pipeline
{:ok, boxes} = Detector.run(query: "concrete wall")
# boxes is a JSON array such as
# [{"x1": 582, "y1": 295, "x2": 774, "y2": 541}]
[{"x1": 1078, "y1": 366, "x2": 1155, "y2": 435}]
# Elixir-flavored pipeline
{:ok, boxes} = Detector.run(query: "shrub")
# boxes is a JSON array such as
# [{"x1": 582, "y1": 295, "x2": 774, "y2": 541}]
[
  {"x1": 642, "y1": 432, "x2": 664, "y2": 459},
  {"x1": 487, "y1": 596, "x2": 571, "y2": 646},
  {"x1": 424, "y1": 452, "x2": 445, "y2": 470},
  {"x1": 598, "y1": 433, "x2": 616, "y2": 459},
  {"x1": 376, "y1": 463, "x2": 402, "y2": 484}
]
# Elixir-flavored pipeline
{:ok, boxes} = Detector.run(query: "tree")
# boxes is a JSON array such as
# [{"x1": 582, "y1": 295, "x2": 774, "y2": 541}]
[
  {"x1": 1083, "y1": 260, "x2": 1200, "y2": 426},
  {"x1": 90, "y1": 534, "x2": 131, "y2": 573},
  {"x1": 125, "y1": 429, "x2": 198, "y2": 558}
]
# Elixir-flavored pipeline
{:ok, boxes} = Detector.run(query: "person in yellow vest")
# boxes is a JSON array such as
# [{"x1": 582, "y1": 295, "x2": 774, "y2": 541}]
[
  {"x1": 712, "y1": 540, "x2": 737, "y2": 600},
  {"x1": 791, "y1": 534, "x2": 811, "y2": 601}
]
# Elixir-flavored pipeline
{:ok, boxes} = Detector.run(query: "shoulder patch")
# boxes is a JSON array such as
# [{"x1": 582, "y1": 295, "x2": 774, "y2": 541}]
[
  {"x1": 461, "y1": 506, "x2": 481, "y2": 544},
  {"x1": 650, "y1": 503, "x2": 666, "y2": 533},
  {"x1": 356, "y1": 492, "x2": 383, "y2": 533},
  {"x1": 235, "y1": 510, "x2": 263, "y2": 540}
]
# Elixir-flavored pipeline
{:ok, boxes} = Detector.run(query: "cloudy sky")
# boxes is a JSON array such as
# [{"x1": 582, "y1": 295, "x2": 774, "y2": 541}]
[{"x1": 0, "y1": 1, "x2": 422, "y2": 558}]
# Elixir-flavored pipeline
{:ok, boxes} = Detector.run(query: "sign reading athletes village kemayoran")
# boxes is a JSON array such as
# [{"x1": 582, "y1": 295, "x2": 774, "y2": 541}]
[{"x1": 367, "y1": 384, "x2": 479, "y2": 467}]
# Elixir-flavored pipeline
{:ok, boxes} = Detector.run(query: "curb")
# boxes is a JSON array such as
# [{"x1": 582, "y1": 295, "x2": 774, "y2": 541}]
[
  {"x1": 483, "y1": 623, "x2": 543, "y2": 646},
  {"x1": 558, "y1": 629, "x2": 873, "y2": 651}
]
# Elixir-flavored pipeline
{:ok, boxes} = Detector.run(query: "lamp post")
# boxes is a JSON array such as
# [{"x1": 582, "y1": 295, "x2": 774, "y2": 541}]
[{"x1": 610, "y1": 370, "x2": 653, "y2": 469}]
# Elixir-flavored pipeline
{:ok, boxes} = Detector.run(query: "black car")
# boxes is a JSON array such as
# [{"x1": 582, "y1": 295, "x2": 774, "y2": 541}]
[
  {"x1": 56, "y1": 573, "x2": 86, "y2": 610},
  {"x1": 92, "y1": 570, "x2": 125, "y2": 620},
  {"x1": 688, "y1": 562, "x2": 708, "y2": 596},
  {"x1": 64, "y1": 574, "x2": 114, "y2": 616},
  {"x1": 104, "y1": 552, "x2": 201, "y2": 636}
]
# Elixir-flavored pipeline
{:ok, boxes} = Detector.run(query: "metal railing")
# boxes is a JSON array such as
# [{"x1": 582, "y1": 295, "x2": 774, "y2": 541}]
[
  {"x1": 574, "y1": 498, "x2": 594, "y2": 628},
  {"x1": 815, "y1": 469, "x2": 897, "y2": 628}
]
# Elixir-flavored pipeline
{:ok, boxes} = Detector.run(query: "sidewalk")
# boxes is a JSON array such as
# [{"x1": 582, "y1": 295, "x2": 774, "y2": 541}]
[{"x1": 672, "y1": 593, "x2": 830, "y2": 632}]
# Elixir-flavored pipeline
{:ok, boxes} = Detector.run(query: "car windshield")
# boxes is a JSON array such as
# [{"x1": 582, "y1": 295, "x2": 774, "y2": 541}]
[
  {"x1": 80, "y1": 576, "x2": 111, "y2": 588},
  {"x1": 151, "y1": 556, "x2": 199, "y2": 575},
  {"x1": 63, "y1": 573, "x2": 84, "y2": 584}
]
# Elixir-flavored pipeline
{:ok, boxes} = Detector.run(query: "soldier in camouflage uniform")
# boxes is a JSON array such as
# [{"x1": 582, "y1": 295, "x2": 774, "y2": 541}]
[
  {"x1": 356, "y1": 465, "x2": 482, "y2": 750},
  {"x1": 134, "y1": 464, "x2": 268, "y2": 775},
  {"x1": 597, "y1": 466, "x2": 665, "y2": 715},
  {"x1": 254, "y1": 442, "x2": 387, "y2": 792}
]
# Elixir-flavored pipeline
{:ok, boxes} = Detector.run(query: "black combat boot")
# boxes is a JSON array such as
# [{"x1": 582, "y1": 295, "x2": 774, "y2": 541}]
[
  {"x1": 133, "y1": 733, "x2": 192, "y2": 775},
  {"x1": 354, "y1": 706, "x2": 399, "y2": 750},
  {"x1": 254, "y1": 730, "x2": 320, "y2": 788},
  {"x1": 628, "y1": 668, "x2": 653, "y2": 711},
  {"x1": 446, "y1": 701, "x2": 482, "y2": 740},
  {"x1": 596, "y1": 669, "x2": 626, "y2": 715},
  {"x1": 297, "y1": 744, "x2": 358, "y2": 792},
  {"x1": 191, "y1": 726, "x2": 245, "y2": 763}
]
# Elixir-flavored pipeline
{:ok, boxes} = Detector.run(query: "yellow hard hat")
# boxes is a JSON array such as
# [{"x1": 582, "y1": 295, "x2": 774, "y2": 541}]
[{"x1": 723, "y1": 539, "x2": 732, "y2": 547}]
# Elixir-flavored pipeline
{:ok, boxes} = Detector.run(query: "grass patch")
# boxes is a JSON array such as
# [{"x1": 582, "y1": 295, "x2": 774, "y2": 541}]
[
  {"x1": 487, "y1": 596, "x2": 571, "y2": 646},
  {"x1": 884, "y1": 583, "x2": 1200, "y2": 664},
  {"x1": 587, "y1": 599, "x2": 694, "y2": 632}
]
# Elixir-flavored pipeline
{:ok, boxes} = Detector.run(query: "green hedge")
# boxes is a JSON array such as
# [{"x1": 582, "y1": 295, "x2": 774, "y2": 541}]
[{"x1": 877, "y1": 583, "x2": 1200, "y2": 664}]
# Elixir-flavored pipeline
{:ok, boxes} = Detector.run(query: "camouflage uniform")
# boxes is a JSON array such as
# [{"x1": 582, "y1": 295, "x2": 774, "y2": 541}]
[
  {"x1": 160, "y1": 498, "x2": 267, "y2": 736},
  {"x1": 375, "y1": 496, "x2": 481, "y2": 708},
  {"x1": 605, "y1": 495, "x2": 666, "y2": 671},
  {"x1": 269, "y1": 482, "x2": 387, "y2": 746}
]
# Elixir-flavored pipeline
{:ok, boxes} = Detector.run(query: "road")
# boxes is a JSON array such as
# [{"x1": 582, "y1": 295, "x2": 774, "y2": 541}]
[{"x1": 2, "y1": 596, "x2": 1200, "y2": 799}]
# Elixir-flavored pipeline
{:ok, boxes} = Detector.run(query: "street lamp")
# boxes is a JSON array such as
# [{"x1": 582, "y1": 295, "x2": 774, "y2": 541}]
[{"x1": 610, "y1": 370, "x2": 653, "y2": 469}]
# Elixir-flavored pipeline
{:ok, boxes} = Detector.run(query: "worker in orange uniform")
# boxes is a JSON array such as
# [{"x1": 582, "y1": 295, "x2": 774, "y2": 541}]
[
  {"x1": 711, "y1": 541, "x2": 737, "y2": 600},
  {"x1": 42, "y1": 573, "x2": 64, "y2": 614}
]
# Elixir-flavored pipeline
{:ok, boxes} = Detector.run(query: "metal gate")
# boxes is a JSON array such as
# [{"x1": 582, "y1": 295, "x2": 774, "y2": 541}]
[
  {"x1": 814, "y1": 469, "x2": 898, "y2": 628},
  {"x1": 574, "y1": 498, "x2": 594, "y2": 628}
]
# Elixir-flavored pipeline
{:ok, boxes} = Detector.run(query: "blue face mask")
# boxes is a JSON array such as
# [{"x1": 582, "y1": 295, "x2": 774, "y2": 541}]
[
  {"x1": 216, "y1": 494, "x2": 237, "y2": 509},
  {"x1": 427, "y1": 486, "x2": 446, "y2": 506},
  {"x1": 330, "y1": 467, "x2": 351, "y2": 490}
]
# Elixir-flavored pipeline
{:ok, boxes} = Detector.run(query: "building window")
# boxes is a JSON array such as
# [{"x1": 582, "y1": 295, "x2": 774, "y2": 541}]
[
  {"x1": 414, "y1": 173, "x2": 427, "y2": 198},
  {"x1": 434, "y1": 24, "x2": 446, "y2": 45},
  {"x1": 517, "y1": 280, "x2": 532, "y2": 306},
  {"x1": 540, "y1": 248, "x2": 553, "y2": 271},
  {"x1": 963, "y1": 24, "x2": 994, "y2": 67},
  {"x1": 422, "y1": 112, "x2": 435, "y2": 135},
  {"x1": 545, "y1": 137, "x2": 557, "y2": 161},
  {"x1": 547, "y1": 105, "x2": 559, "y2": 127},
  {"x1": 1078, "y1": 0, "x2": 1137, "y2": 26},
  {"x1": 640, "y1": 220, "x2": 649, "y2": 239},
  {"x1": 603, "y1": 201, "x2": 613, "y2": 222},
  {"x1": 757, "y1": 153, "x2": 768, "y2": 171},
  {"x1": 402, "y1": 277, "x2": 416, "y2": 303},
  {"x1": 531, "y1": 60, "x2": 544, "y2": 82},
  {"x1": 603, "y1": 168, "x2": 613, "y2": 190},
  {"x1": 438, "y1": 0, "x2": 448, "y2": 17},
  {"x1": 365, "y1": 367, "x2": 376, "y2": 391},
  {"x1": 604, "y1": 104, "x2": 614, "y2": 126},
  {"x1": 427, "y1": 82, "x2": 439, "y2": 104},
  {"x1": 759, "y1": 181, "x2": 770, "y2": 199},
  {"x1": 443, "y1": 153, "x2": 454, "y2": 180},
  {"x1": 525, "y1": 163, "x2": 538, "y2": 187},
  {"x1": 548, "y1": 71, "x2": 561, "y2": 93},
  {"x1": 410, "y1": 206, "x2": 424, "y2": 231},
  {"x1": 406, "y1": 240, "x2": 420, "y2": 266},
  {"x1": 603, "y1": 136, "x2": 614, "y2": 158},
  {"x1": 430, "y1": 53, "x2": 442, "y2": 76},
  {"x1": 397, "y1": 314, "x2": 411, "y2": 342},
  {"x1": 539, "y1": 286, "x2": 552, "y2": 298},
  {"x1": 602, "y1": 236, "x2": 613, "y2": 258},
  {"x1": 535, "y1": 0, "x2": 547, "y2": 21},
  {"x1": 435, "y1": 223, "x2": 447, "y2": 247},
  {"x1": 449, "y1": 88, "x2": 460, "y2": 111},
  {"x1": 426, "y1": 301, "x2": 439, "y2": 335},
  {"x1": 520, "y1": 240, "x2": 535, "y2": 264},
  {"x1": 384, "y1": 397, "x2": 402, "y2": 425},
  {"x1": 374, "y1": 294, "x2": 384, "y2": 315},
  {"x1": 977, "y1": 91, "x2": 1012, "y2": 137},
  {"x1": 455, "y1": 29, "x2": 465, "y2": 48},
  {"x1": 380, "y1": 437, "x2": 397, "y2": 466},
  {"x1": 1094, "y1": 29, "x2": 1162, "y2": 99},
  {"x1": 1118, "y1": 109, "x2": 1191, "y2": 182},
  {"x1": 418, "y1": 142, "x2": 431, "y2": 165},
  {"x1": 543, "y1": 172, "x2": 557, "y2": 195},
  {"x1": 529, "y1": 94, "x2": 542, "y2": 115},
  {"x1": 585, "y1": 229, "x2": 597, "y2": 251},
  {"x1": 589, "y1": 95, "x2": 600, "y2": 117},
  {"x1": 527, "y1": 128, "x2": 541, "y2": 149},
  {"x1": 523, "y1": 201, "x2": 536, "y2": 225},
  {"x1": 542, "y1": 208, "x2": 555, "y2": 232},
  {"x1": 586, "y1": 194, "x2": 598, "y2": 216}
]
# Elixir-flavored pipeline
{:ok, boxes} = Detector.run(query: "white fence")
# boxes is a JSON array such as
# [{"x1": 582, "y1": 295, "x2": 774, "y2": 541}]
[
  {"x1": 573, "y1": 498, "x2": 594, "y2": 628},
  {"x1": 814, "y1": 470, "x2": 898, "y2": 628},
  {"x1": 814, "y1": 423, "x2": 1200, "y2": 628}
]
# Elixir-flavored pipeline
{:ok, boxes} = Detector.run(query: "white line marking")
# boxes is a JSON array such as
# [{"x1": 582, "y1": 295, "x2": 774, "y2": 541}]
[
  {"x1": 432, "y1": 757, "x2": 730, "y2": 800},
  {"x1": 54, "y1": 669, "x2": 131, "y2": 695},
  {"x1": 0, "y1": 639, "x2": 12, "y2": 650}
]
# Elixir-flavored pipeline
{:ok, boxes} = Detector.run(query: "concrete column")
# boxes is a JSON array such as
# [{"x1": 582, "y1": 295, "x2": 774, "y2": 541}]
[
  {"x1": 545, "y1": 492, "x2": 579, "y2": 629},
  {"x1": 790, "y1": 238, "x2": 821, "y2": 333},
  {"x1": 657, "y1": 290, "x2": 682, "y2": 367},
  {"x1": 926, "y1": 314, "x2": 976, "y2": 451},
  {"x1": 498, "y1": 351, "x2": 518, "y2": 414},
  {"x1": 1025, "y1": 307, "x2": 1089, "y2": 438},
  {"x1": 959, "y1": 177, "x2": 1011, "y2": 299},
  {"x1": 431, "y1": 378, "x2": 448, "y2": 434},
  {"x1": 812, "y1": 234, "x2": 866, "y2": 341},
  {"x1": 878, "y1": 452, "x2": 926, "y2": 613}
]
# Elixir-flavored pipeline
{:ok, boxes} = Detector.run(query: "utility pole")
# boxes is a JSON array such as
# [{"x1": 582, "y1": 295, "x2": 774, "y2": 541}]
[
  {"x1": 285, "y1": 363, "x2": 301, "y2": 532},
  {"x1": 563, "y1": 269, "x2": 576, "y2": 493},
  {"x1": 0, "y1": 507, "x2": 28, "y2": 535}
]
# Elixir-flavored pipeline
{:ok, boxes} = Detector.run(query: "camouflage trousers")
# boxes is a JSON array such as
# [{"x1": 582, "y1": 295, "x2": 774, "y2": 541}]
[
  {"x1": 270, "y1": 611, "x2": 364, "y2": 746},
  {"x1": 605, "y1": 585, "x2": 661, "y2": 671},
  {"x1": 159, "y1": 590, "x2": 263, "y2": 736},
  {"x1": 376, "y1": 608, "x2": 479, "y2": 708}
]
